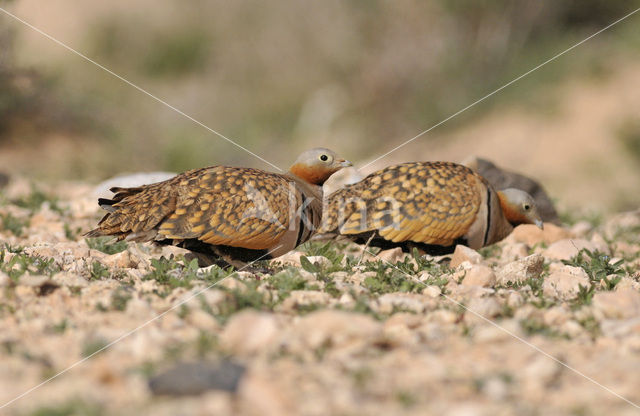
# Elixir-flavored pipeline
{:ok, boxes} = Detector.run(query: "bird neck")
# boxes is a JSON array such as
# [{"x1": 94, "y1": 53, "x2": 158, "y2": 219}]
[
  {"x1": 482, "y1": 187, "x2": 514, "y2": 246},
  {"x1": 497, "y1": 191, "x2": 529, "y2": 226},
  {"x1": 284, "y1": 172, "x2": 323, "y2": 200},
  {"x1": 288, "y1": 163, "x2": 331, "y2": 186}
]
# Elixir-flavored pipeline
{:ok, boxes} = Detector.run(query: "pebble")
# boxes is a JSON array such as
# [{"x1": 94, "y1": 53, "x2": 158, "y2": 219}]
[
  {"x1": 593, "y1": 289, "x2": 640, "y2": 319},
  {"x1": 148, "y1": 360, "x2": 245, "y2": 395},
  {"x1": 280, "y1": 290, "x2": 331, "y2": 311},
  {"x1": 461, "y1": 265, "x2": 496, "y2": 287},
  {"x1": 376, "y1": 293, "x2": 431, "y2": 314},
  {"x1": 542, "y1": 238, "x2": 607, "y2": 261},
  {"x1": 508, "y1": 223, "x2": 572, "y2": 246},
  {"x1": 220, "y1": 311, "x2": 279, "y2": 356},
  {"x1": 450, "y1": 245, "x2": 482, "y2": 268},
  {"x1": 542, "y1": 265, "x2": 591, "y2": 300},
  {"x1": 495, "y1": 254, "x2": 544, "y2": 285},
  {"x1": 377, "y1": 247, "x2": 406, "y2": 264}
]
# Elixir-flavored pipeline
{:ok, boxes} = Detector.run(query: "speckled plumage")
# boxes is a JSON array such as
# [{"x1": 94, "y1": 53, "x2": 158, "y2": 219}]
[
  {"x1": 321, "y1": 161, "x2": 542, "y2": 253},
  {"x1": 87, "y1": 148, "x2": 350, "y2": 266}
]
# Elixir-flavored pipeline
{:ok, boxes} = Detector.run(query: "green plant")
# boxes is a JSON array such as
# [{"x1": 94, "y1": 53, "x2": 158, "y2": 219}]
[
  {"x1": 86, "y1": 237, "x2": 128, "y2": 255},
  {"x1": 29, "y1": 399, "x2": 103, "y2": 416},
  {"x1": 81, "y1": 338, "x2": 109, "y2": 358},
  {"x1": 111, "y1": 287, "x2": 132, "y2": 311},
  {"x1": 13, "y1": 186, "x2": 63, "y2": 213},
  {"x1": 215, "y1": 280, "x2": 273, "y2": 323},
  {"x1": 564, "y1": 249, "x2": 624, "y2": 290},
  {"x1": 143, "y1": 257, "x2": 202, "y2": 290},
  {"x1": 89, "y1": 261, "x2": 109, "y2": 280},
  {"x1": 0, "y1": 212, "x2": 28, "y2": 237},
  {"x1": 268, "y1": 268, "x2": 315, "y2": 300},
  {"x1": 0, "y1": 251, "x2": 60, "y2": 280},
  {"x1": 572, "y1": 284, "x2": 595, "y2": 308},
  {"x1": 520, "y1": 317, "x2": 567, "y2": 339}
]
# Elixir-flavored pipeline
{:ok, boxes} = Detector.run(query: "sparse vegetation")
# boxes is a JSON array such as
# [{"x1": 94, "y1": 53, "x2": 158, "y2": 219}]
[
  {"x1": 86, "y1": 237, "x2": 127, "y2": 255},
  {"x1": 28, "y1": 399, "x2": 103, "y2": 416},
  {"x1": 0, "y1": 212, "x2": 28, "y2": 236},
  {"x1": 564, "y1": 249, "x2": 625, "y2": 290},
  {"x1": 0, "y1": 249, "x2": 60, "y2": 280}
]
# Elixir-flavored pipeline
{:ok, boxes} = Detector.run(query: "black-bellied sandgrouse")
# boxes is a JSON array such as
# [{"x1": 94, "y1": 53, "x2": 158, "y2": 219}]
[
  {"x1": 87, "y1": 148, "x2": 351, "y2": 267},
  {"x1": 463, "y1": 156, "x2": 559, "y2": 224},
  {"x1": 320, "y1": 161, "x2": 543, "y2": 254}
]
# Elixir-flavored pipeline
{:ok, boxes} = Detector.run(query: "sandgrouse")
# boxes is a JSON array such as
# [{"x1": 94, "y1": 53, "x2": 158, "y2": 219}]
[
  {"x1": 320, "y1": 161, "x2": 543, "y2": 254},
  {"x1": 87, "y1": 148, "x2": 351, "y2": 267}
]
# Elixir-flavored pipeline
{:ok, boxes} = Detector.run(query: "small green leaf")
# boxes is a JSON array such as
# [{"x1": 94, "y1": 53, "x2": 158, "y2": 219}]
[{"x1": 300, "y1": 256, "x2": 320, "y2": 273}]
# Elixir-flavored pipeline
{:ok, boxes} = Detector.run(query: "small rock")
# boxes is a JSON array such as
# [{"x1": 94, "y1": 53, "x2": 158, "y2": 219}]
[
  {"x1": 148, "y1": 360, "x2": 245, "y2": 395},
  {"x1": 615, "y1": 277, "x2": 640, "y2": 292},
  {"x1": 570, "y1": 221, "x2": 593, "y2": 238},
  {"x1": 543, "y1": 238, "x2": 608, "y2": 261},
  {"x1": 521, "y1": 355, "x2": 561, "y2": 387},
  {"x1": 377, "y1": 247, "x2": 406, "y2": 264},
  {"x1": 376, "y1": 293, "x2": 431, "y2": 314},
  {"x1": 495, "y1": 254, "x2": 544, "y2": 285},
  {"x1": 593, "y1": 289, "x2": 640, "y2": 319},
  {"x1": 51, "y1": 272, "x2": 88, "y2": 288},
  {"x1": 543, "y1": 306, "x2": 569, "y2": 326},
  {"x1": 542, "y1": 265, "x2": 591, "y2": 301},
  {"x1": 450, "y1": 245, "x2": 482, "y2": 268},
  {"x1": 303, "y1": 255, "x2": 331, "y2": 269},
  {"x1": 280, "y1": 290, "x2": 331, "y2": 311},
  {"x1": 186, "y1": 309, "x2": 220, "y2": 331},
  {"x1": 461, "y1": 265, "x2": 496, "y2": 287},
  {"x1": 220, "y1": 311, "x2": 279, "y2": 355},
  {"x1": 238, "y1": 372, "x2": 293, "y2": 416},
  {"x1": 501, "y1": 243, "x2": 529, "y2": 262},
  {"x1": 600, "y1": 317, "x2": 640, "y2": 338},
  {"x1": 272, "y1": 251, "x2": 305, "y2": 267},
  {"x1": 464, "y1": 297, "x2": 502, "y2": 323},
  {"x1": 506, "y1": 291, "x2": 524, "y2": 308},
  {"x1": 292, "y1": 310, "x2": 381, "y2": 350},
  {"x1": 422, "y1": 285, "x2": 441, "y2": 298},
  {"x1": 102, "y1": 250, "x2": 136, "y2": 269},
  {"x1": 509, "y1": 223, "x2": 571, "y2": 246},
  {"x1": 589, "y1": 233, "x2": 610, "y2": 253},
  {"x1": 384, "y1": 312, "x2": 423, "y2": 329}
]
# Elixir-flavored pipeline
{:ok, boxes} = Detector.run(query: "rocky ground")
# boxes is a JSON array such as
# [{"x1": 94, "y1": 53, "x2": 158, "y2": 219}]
[{"x1": 1, "y1": 178, "x2": 640, "y2": 416}]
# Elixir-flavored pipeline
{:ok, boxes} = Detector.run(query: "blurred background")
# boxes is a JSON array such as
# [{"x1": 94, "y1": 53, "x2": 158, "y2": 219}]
[{"x1": 0, "y1": 0, "x2": 639, "y2": 215}]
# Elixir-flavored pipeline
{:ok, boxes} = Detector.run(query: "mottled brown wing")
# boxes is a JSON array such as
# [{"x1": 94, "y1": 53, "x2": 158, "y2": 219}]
[
  {"x1": 157, "y1": 166, "x2": 297, "y2": 250},
  {"x1": 324, "y1": 162, "x2": 482, "y2": 246}
]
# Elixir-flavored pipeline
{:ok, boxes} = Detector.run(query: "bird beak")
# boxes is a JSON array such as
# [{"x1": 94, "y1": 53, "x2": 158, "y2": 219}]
[
  {"x1": 534, "y1": 219, "x2": 544, "y2": 230},
  {"x1": 338, "y1": 159, "x2": 353, "y2": 167}
]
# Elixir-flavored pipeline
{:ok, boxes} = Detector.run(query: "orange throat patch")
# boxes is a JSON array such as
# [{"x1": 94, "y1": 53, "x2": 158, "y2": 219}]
[
  {"x1": 498, "y1": 195, "x2": 529, "y2": 226},
  {"x1": 289, "y1": 163, "x2": 332, "y2": 186}
]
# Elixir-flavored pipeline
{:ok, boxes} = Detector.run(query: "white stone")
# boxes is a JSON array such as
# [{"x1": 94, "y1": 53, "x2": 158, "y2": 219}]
[
  {"x1": 220, "y1": 310, "x2": 279, "y2": 356},
  {"x1": 542, "y1": 265, "x2": 591, "y2": 301},
  {"x1": 461, "y1": 265, "x2": 496, "y2": 287},
  {"x1": 495, "y1": 254, "x2": 544, "y2": 285}
]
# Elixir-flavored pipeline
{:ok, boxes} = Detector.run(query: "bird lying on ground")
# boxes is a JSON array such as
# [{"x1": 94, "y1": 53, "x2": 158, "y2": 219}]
[
  {"x1": 319, "y1": 161, "x2": 543, "y2": 254},
  {"x1": 87, "y1": 148, "x2": 351, "y2": 268}
]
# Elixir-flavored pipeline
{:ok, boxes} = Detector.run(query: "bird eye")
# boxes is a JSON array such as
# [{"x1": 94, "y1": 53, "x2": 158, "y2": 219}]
[
  {"x1": 523, "y1": 203, "x2": 531, "y2": 211},
  {"x1": 319, "y1": 154, "x2": 329, "y2": 162}
]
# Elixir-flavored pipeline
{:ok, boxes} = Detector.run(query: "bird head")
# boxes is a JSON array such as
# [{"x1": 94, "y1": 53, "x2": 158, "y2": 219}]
[
  {"x1": 497, "y1": 188, "x2": 544, "y2": 229},
  {"x1": 289, "y1": 148, "x2": 352, "y2": 186}
]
